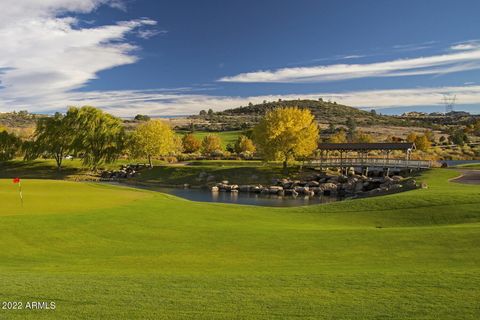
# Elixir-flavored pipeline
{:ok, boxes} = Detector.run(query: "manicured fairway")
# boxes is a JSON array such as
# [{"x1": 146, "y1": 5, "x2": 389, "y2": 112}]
[
  {"x1": 176, "y1": 130, "x2": 242, "y2": 148},
  {"x1": 0, "y1": 169, "x2": 480, "y2": 319}
]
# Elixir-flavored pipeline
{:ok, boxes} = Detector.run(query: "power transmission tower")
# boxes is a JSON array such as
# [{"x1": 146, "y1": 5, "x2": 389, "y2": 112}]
[{"x1": 442, "y1": 94, "x2": 456, "y2": 114}]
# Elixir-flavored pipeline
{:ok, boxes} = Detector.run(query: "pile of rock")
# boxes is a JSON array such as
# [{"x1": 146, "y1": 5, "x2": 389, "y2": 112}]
[
  {"x1": 209, "y1": 174, "x2": 417, "y2": 198},
  {"x1": 100, "y1": 163, "x2": 150, "y2": 180}
]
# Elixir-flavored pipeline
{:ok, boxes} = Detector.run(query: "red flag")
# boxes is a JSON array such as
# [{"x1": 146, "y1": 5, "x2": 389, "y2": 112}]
[{"x1": 13, "y1": 177, "x2": 20, "y2": 184}]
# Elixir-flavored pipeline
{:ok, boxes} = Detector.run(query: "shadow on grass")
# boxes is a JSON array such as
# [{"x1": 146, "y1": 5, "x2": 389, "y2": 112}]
[{"x1": 0, "y1": 160, "x2": 87, "y2": 179}]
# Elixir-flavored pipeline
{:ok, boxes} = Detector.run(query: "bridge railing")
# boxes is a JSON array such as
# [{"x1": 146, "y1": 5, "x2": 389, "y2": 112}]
[{"x1": 307, "y1": 158, "x2": 432, "y2": 168}]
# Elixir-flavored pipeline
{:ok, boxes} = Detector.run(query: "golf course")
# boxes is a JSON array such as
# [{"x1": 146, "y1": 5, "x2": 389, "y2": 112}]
[{"x1": 1, "y1": 168, "x2": 479, "y2": 319}]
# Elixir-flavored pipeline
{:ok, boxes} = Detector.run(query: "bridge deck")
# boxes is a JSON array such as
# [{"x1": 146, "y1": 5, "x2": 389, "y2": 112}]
[{"x1": 307, "y1": 158, "x2": 432, "y2": 169}]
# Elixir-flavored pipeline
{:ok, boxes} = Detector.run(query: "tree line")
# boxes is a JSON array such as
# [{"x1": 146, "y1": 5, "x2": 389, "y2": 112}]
[{"x1": 2, "y1": 105, "x2": 478, "y2": 171}]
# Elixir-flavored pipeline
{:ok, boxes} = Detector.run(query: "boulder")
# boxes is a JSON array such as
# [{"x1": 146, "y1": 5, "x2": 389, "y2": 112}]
[
  {"x1": 224, "y1": 184, "x2": 238, "y2": 191},
  {"x1": 319, "y1": 183, "x2": 338, "y2": 192},
  {"x1": 238, "y1": 185, "x2": 251, "y2": 192},
  {"x1": 305, "y1": 190, "x2": 315, "y2": 197},
  {"x1": 294, "y1": 186, "x2": 310, "y2": 194},
  {"x1": 403, "y1": 179, "x2": 417, "y2": 188},
  {"x1": 284, "y1": 189, "x2": 299, "y2": 196},
  {"x1": 307, "y1": 181, "x2": 320, "y2": 187},
  {"x1": 389, "y1": 184, "x2": 402, "y2": 191},
  {"x1": 268, "y1": 186, "x2": 283, "y2": 194},
  {"x1": 354, "y1": 181, "x2": 364, "y2": 193},
  {"x1": 275, "y1": 178, "x2": 289, "y2": 186},
  {"x1": 309, "y1": 187, "x2": 320, "y2": 194},
  {"x1": 251, "y1": 185, "x2": 263, "y2": 193}
]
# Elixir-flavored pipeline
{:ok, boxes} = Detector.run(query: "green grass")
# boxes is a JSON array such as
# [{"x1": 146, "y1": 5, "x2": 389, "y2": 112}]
[
  {"x1": 0, "y1": 158, "x2": 166, "y2": 180},
  {"x1": 176, "y1": 130, "x2": 243, "y2": 148},
  {"x1": 0, "y1": 169, "x2": 480, "y2": 319},
  {"x1": 133, "y1": 161, "x2": 287, "y2": 186},
  {"x1": 456, "y1": 163, "x2": 480, "y2": 169}
]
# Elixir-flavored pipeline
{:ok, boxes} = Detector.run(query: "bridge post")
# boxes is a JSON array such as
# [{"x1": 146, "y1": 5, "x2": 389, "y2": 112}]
[{"x1": 363, "y1": 166, "x2": 369, "y2": 177}]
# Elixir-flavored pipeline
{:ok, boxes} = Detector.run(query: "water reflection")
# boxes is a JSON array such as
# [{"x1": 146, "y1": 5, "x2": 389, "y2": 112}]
[{"x1": 152, "y1": 187, "x2": 340, "y2": 207}]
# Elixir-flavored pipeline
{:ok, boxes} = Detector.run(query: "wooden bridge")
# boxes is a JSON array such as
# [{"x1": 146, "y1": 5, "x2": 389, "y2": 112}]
[
  {"x1": 306, "y1": 142, "x2": 433, "y2": 172},
  {"x1": 307, "y1": 157, "x2": 432, "y2": 169}
]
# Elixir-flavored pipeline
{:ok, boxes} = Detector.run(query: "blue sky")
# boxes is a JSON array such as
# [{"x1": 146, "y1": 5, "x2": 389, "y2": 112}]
[{"x1": 0, "y1": 0, "x2": 480, "y2": 116}]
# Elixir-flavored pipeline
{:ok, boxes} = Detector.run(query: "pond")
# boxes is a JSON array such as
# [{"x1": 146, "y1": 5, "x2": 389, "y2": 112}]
[{"x1": 132, "y1": 185, "x2": 342, "y2": 207}]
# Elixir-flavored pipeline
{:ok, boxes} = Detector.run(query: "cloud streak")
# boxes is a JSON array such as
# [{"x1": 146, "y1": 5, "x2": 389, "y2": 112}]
[
  {"x1": 2, "y1": 85, "x2": 479, "y2": 117},
  {"x1": 219, "y1": 42, "x2": 480, "y2": 83}
]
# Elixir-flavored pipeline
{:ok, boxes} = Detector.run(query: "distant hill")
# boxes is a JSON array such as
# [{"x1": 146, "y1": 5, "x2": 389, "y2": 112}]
[
  {"x1": 0, "y1": 111, "x2": 44, "y2": 129},
  {"x1": 217, "y1": 99, "x2": 407, "y2": 126}
]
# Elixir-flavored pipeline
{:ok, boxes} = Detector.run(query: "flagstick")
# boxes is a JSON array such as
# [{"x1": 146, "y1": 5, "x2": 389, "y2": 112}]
[{"x1": 18, "y1": 181, "x2": 23, "y2": 207}]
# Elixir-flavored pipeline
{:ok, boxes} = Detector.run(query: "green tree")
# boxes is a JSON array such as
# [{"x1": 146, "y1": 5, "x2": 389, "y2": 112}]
[
  {"x1": 327, "y1": 123, "x2": 336, "y2": 133},
  {"x1": 25, "y1": 112, "x2": 76, "y2": 170},
  {"x1": 473, "y1": 119, "x2": 480, "y2": 136},
  {"x1": 450, "y1": 129, "x2": 469, "y2": 146},
  {"x1": 131, "y1": 120, "x2": 176, "y2": 167},
  {"x1": 201, "y1": 134, "x2": 222, "y2": 155},
  {"x1": 234, "y1": 135, "x2": 256, "y2": 154},
  {"x1": 346, "y1": 118, "x2": 357, "y2": 141},
  {"x1": 182, "y1": 133, "x2": 201, "y2": 153},
  {"x1": 0, "y1": 130, "x2": 21, "y2": 161},
  {"x1": 134, "y1": 114, "x2": 151, "y2": 121},
  {"x1": 199, "y1": 110, "x2": 207, "y2": 116},
  {"x1": 70, "y1": 106, "x2": 125, "y2": 170},
  {"x1": 253, "y1": 107, "x2": 319, "y2": 170}
]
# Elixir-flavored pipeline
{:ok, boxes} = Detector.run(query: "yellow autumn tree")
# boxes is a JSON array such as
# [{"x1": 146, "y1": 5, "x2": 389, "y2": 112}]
[
  {"x1": 355, "y1": 131, "x2": 374, "y2": 143},
  {"x1": 234, "y1": 135, "x2": 256, "y2": 154},
  {"x1": 201, "y1": 134, "x2": 222, "y2": 155},
  {"x1": 253, "y1": 107, "x2": 319, "y2": 170},
  {"x1": 415, "y1": 135, "x2": 431, "y2": 152},
  {"x1": 406, "y1": 132, "x2": 418, "y2": 143},
  {"x1": 131, "y1": 120, "x2": 175, "y2": 166},
  {"x1": 329, "y1": 129, "x2": 348, "y2": 143},
  {"x1": 182, "y1": 133, "x2": 201, "y2": 153}
]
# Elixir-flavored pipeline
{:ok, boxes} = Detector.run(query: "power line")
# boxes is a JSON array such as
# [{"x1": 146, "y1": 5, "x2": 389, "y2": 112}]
[{"x1": 442, "y1": 94, "x2": 456, "y2": 114}]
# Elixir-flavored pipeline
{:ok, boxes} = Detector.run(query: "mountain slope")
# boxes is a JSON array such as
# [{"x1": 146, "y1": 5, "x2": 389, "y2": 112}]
[{"x1": 217, "y1": 99, "x2": 407, "y2": 125}]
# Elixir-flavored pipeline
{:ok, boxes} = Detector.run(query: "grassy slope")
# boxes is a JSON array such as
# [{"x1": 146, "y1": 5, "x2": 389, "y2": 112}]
[
  {"x1": 176, "y1": 130, "x2": 242, "y2": 148},
  {"x1": 0, "y1": 169, "x2": 479, "y2": 319},
  {"x1": 134, "y1": 160, "x2": 286, "y2": 186},
  {"x1": 457, "y1": 163, "x2": 480, "y2": 169}
]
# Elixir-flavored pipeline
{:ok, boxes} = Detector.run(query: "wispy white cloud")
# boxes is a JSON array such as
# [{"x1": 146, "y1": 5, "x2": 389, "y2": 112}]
[
  {"x1": 392, "y1": 41, "x2": 435, "y2": 52},
  {"x1": 450, "y1": 40, "x2": 480, "y2": 51},
  {"x1": 2, "y1": 85, "x2": 479, "y2": 117},
  {"x1": 341, "y1": 55, "x2": 365, "y2": 60},
  {"x1": 0, "y1": 0, "x2": 156, "y2": 105},
  {"x1": 137, "y1": 29, "x2": 167, "y2": 39},
  {"x1": 219, "y1": 41, "x2": 480, "y2": 83}
]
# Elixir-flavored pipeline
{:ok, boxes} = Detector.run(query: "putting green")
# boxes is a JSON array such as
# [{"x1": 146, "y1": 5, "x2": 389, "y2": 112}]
[
  {"x1": 0, "y1": 169, "x2": 479, "y2": 319},
  {"x1": 0, "y1": 179, "x2": 152, "y2": 216}
]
